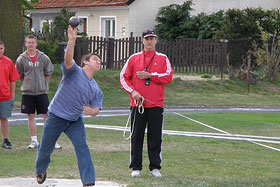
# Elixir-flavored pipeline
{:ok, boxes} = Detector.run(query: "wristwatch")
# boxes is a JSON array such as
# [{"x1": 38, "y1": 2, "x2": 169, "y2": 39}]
[{"x1": 148, "y1": 74, "x2": 152, "y2": 79}]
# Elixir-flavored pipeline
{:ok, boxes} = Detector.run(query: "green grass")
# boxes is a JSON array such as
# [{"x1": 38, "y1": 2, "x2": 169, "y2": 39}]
[
  {"x1": 201, "y1": 74, "x2": 213, "y2": 78},
  {"x1": 13, "y1": 66, "x2": 280, "y2": 108},
  {"x1": 2, "y1": 113, "x2": 280, "y2": 186},
  {"x1": 165, "y1": 77, "x2": 280, "y2": 107},
  {"x1": 7, "y1": 67, "x2": 280, "y2": 186}
]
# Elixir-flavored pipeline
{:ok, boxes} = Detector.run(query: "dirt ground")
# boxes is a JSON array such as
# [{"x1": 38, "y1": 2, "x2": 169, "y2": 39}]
[{"x1": 0, "y1": 177, "x2": 125, "y2": 187}]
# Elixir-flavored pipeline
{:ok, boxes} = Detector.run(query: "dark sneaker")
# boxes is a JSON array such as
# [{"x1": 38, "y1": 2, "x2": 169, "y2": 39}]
[
  {"x1": 84, "y1": 184, "x2": 95, "y2": 186},
  {"x1": 3, "y1": 141, "x2": 12, "y2": 149},
  {"x1": 37, "y1": 172, "x2": 47, "y2": 184}
]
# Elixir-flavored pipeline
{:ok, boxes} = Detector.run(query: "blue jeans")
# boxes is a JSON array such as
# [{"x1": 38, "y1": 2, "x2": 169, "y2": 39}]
[{"x1": 35, "y1": 112, "x2": 95, "y2": 185}]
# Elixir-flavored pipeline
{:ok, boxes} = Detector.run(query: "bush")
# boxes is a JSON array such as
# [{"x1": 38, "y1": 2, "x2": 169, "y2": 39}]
[
  {"x1": 155, "y1": 2, "x2": 280, "y2": 68},
  {"x1": 227, "y1": 38, "x2": 254, "y2": 67},
  {"x1": 155, "y1": 0, "x2": 193, "y2": 41},
  {"x1": 252, "y1": 21, "x2": 280, "y2": 82},
  {"x1": 201, "y1": 74, "x2": 212, "y2": 78},
  {"x1": 37, "y1": 40, "x2": 59, "y2": 64}
]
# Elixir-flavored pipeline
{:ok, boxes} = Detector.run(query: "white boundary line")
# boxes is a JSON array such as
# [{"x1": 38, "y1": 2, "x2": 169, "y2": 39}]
[
  {"x1": 173, "y1": 112, "x2": 280, "y2": 152},
  {"x1": 37, "y1": 123, "x2": 280, "y2": 145}
]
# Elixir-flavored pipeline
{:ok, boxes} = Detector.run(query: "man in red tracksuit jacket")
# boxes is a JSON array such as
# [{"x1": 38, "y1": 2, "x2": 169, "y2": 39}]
[{"x1": 120, "y1": 30, "x2": 173, "y2": 178}]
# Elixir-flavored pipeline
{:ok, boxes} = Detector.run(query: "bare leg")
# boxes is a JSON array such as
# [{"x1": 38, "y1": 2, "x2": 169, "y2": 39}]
[
  {"x1": 42, "y1": 114, "x2": 47, "y2": 123},
  {"x1": 28, "y1": 114, "x2": 37, "y2": 136},
  {"x1": 0, "y1": 118, "x2": 9, "y2": 139}
]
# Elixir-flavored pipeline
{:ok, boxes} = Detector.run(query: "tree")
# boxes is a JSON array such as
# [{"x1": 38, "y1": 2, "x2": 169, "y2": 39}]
[
  {"x1": 0, "y1": 0, "x2": 40, "y2": 62},
  {"x1": 155, "y1": 0, "x2": 193, "y2": 41},
  {"x1": 28, "y1": 8, "x2": 75, "y2": 64},
  {"x1": 197, "y1": 10, "x2": 225, "y2": 41},
  {"x1": 0, "y1": 0, "x2": 23, "y2": 62},
  {"x1": 22, "y1": 0, "x2": 40, "y2": 10},
  {"x1": 51, "y1": 8, "x2": 75, "y2": 42}
]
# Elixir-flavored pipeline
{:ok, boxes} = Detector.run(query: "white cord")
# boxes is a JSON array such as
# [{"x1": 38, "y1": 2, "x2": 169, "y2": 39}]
[
  {"x1": 135, "y1": 96, "x2": 144, "y2": 114},
  {"x1": 123, "y1": 97, "x2": 145, "y2": 139}
]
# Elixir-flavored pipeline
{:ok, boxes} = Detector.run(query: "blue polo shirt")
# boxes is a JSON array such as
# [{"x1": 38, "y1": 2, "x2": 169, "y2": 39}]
[{"x1": 48, "y1": 63, "x2": 103, "y2": 121}]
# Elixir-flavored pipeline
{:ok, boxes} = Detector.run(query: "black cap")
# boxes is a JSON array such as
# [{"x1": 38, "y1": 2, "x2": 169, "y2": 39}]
[{"x1": 142, "y1": 30, "x2": 157, "y2": 38}]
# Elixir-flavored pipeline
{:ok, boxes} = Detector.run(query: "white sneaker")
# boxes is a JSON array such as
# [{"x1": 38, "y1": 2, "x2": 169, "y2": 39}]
[
  {"x1": 150, "y1": 169, "x2": 162, "y2": 178},
  {"x1": 27, "y1": 141, "x2": 39, "y2": 149},
  {"x1": 54, "y1": 143, "x2": 62, "y2": 149},
  {"x1": 131, "y1": 170, "x2": 141, "y2": 177}
]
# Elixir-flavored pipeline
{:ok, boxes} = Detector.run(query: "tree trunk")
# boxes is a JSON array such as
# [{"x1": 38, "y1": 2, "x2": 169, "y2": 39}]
[{"x1": 0, "y1": 0, "x2": 23, "y2": 62}]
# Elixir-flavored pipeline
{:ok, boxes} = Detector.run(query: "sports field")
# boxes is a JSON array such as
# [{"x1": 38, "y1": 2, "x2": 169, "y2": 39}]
[{"x1": 1, "y1": 112, "x2": 280, "y2": 186}]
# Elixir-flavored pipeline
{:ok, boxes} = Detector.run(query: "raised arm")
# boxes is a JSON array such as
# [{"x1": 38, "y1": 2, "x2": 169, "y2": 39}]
[{"x1": 64, "y1": 26, "x2": 78, "y2": 69}]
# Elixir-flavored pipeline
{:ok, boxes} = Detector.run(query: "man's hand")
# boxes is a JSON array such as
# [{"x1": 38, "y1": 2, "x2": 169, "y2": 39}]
[
  {"x1": 136, "y1": 71, "x2": 150, "y2": 79},
  {"x1": 45, "y1": 76, "x2": 51, "y2": 82},
  {"x1": 83, "y1": 106, "x2": 100, "y2": 117},
  {"x1": 67, "y1": 25, "x2": 77, "y2": 42},
  {"x1": 65, "y1": 25, "x2": 77, "y2": 69},
  {"x1": 131, "y1": 90, "x2": 141, "y2": 101}
]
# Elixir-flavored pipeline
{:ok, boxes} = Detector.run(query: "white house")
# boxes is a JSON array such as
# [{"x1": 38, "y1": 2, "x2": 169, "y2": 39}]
[{"x1": 29, "y1": 0, "x2": 280, "y2": 38}]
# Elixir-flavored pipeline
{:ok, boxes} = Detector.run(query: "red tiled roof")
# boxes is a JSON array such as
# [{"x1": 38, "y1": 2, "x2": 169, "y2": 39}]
[{"x1": 33, "y1": 0, "x2": 130, "y2": 9}]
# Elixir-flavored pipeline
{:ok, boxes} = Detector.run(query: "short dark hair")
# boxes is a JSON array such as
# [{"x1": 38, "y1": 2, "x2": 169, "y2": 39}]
[
  {"x1": 0, "y1": 40, "x2": 4, "y2": 45},
  {"x1": 80, "y1": 53, "x2": 101, "y2": 67},
  {"x1": 25, "y1": 34, "x2": 37, "y2": 42}
]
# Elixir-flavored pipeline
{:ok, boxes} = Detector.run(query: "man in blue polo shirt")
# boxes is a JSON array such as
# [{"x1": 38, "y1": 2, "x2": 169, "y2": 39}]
[{"x1": 35, "y1": 25, "x2": 103, "y2": 187}]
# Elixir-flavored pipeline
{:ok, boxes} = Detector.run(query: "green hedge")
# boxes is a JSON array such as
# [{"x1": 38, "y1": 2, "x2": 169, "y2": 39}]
[
  {"x1": 37, "y1": 40, "x2": 59, "y2": 64},
  {"x1": 155, "y1": 1, "x2": 280, "y2": 67}
]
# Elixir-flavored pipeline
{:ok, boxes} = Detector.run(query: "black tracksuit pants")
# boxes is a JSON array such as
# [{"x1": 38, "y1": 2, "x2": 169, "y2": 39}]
[{"x1": 129, "y1": 107, "x2": 163, "y2": 171}]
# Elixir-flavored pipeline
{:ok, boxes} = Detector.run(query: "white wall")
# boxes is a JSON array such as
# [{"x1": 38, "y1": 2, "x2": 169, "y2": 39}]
[
  {"x1": 75, "y1": 6, "x2": 129, "y2": 38},
  {"x1": 30, "y1": 8, "x2": 61, "y2": 32},
  {"x1": 129, "y1": 0, "x2": 280, "y2": 37},
  {"x1": 129, "y1": 0, "x2": 186, "y2": 37}
]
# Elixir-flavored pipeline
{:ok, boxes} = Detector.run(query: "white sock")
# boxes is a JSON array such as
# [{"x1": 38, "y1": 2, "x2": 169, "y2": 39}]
[{"x1": 31, "y1": 136, "x2": 38, "y2": 143}]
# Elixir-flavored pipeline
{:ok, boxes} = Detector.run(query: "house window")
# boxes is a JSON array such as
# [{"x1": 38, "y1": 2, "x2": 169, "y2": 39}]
[
  {"x1": 101, "y1": 17, "x2": 116, "y2": 38},
  {"x1": 40, "y1": 20, "x2": 52, "y2": 33},
  {"x1": 77, "y1": 17, "x2": 87, "y2": 34}
]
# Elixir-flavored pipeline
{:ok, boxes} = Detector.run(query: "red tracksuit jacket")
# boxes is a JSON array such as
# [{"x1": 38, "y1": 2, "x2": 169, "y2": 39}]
[{"x1": 120, "y1": 50, "x2": 173, "y2": 108}]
